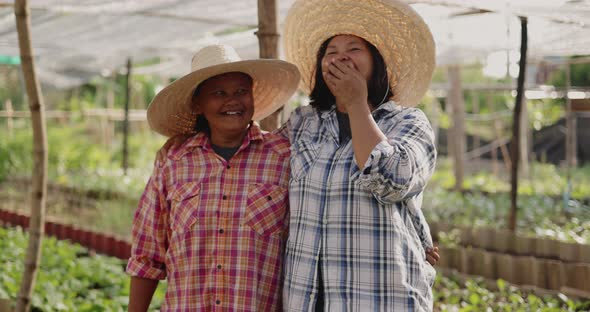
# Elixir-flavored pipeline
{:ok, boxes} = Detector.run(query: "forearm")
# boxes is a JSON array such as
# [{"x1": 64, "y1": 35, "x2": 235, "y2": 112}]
[
  {"x1": 129, "y1": 276, "x2": 159, "y2": 312},
  {"x1": 347, "y1": 103, "x2": 387, "y2": 168},
  {"x1": 350, "y1": 108, "x2": 437, "y2": 203}
]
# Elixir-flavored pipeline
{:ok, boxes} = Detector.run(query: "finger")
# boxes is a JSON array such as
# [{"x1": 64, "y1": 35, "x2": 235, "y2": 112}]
[
  {"x1": 432, "y1": 252, "x2": 440, "y2": 262},
  {"x1": 324, "y1": 71, "x2": 340, "y2": 85},
  {"x1": 332, "y1": 59, "x2": 354, "y2": 74},
  {"x1": 431, "y1": 247, "x2": 440, "y2": 260},
  {"x1": 426, "y1": 255, "x2": 437, "y2": 265},
  {"x1": 328, "y1": 61, "x2": 347, "y2": 79}
]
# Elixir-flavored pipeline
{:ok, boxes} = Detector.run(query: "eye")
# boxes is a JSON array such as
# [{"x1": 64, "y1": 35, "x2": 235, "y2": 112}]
[
  {"x1": 213, "y1": 90, "x2": 226, "y2": 96},
  {"x1": 236, "y1": 88, "x2": 249, "y2": 95},
  {"x1": 326, "y1": 51, "x2": 337, "y2": 55},
  {"x1": 349, "y1": 47, "x2": 361, "y2": 52}
]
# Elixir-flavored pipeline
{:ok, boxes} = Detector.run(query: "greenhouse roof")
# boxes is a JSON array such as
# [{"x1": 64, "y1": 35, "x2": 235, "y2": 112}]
[{"x1": 0, "y1": 0, "x2": 588, "y2": 88}]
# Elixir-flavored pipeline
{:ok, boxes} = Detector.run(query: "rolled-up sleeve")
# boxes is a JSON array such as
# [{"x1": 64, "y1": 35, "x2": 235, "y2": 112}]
[
  {"x1": 354, "y1": 109, "x2": 437, "y2": 204},
  {"x1": 126, "y1": 161, "x2": 169, "y2": 280}
]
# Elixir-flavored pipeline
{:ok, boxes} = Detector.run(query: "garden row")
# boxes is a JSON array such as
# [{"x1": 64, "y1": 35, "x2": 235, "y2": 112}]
[
  {"x1": 432, "y1": 222, "x2": 590, "y2": 298},
  {"x1": 0, "y1": 208, "x2": 130, "y2": 260},
  {"x1": 431, "y1": 221, "x2": 590, "y2": 263}
]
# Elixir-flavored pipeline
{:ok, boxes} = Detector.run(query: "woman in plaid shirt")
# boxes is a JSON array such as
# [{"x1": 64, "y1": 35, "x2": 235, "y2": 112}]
[
  {"x1": 127, "y1": 44, "x2": 300, "y2": 311},
  {"x1": 280, "y1": 0, "x2": 440, "y2": 310}
]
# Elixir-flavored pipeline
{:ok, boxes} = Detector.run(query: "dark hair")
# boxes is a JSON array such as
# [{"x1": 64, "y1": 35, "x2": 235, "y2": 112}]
[
  {"x1": 309, "y1": 36, "x2": 393, "y2": 111},
  {"x1": 191, "y1": 72, "x2": 253, "y2": 133},
  {"x1": 192, "y1": 84, "x2": 210, "y2": 133}
]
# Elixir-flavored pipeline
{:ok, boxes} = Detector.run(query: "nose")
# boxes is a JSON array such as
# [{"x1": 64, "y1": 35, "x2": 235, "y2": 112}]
[{"x1": 337, "y1": 53, "x2": 350, "y2": 61}]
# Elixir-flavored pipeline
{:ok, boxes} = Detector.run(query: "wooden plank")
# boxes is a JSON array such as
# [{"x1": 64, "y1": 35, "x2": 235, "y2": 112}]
[{"x1": 447, "y1": 65, "x2": 465, "y2": 191}]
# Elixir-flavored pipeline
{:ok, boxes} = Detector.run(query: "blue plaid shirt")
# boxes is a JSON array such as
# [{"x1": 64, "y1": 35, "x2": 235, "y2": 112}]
[{"x1": 281, "y1": 101, "x2": 437, "y2": 311}]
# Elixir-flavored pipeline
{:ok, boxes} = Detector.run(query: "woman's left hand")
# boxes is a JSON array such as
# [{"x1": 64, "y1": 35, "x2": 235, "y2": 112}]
[
  {"x1": 426, "y1": 246, "x2": 440, "y2": 266},
  {"x1": 323, "y1": 59, "x2": 368, "y2": 111}
]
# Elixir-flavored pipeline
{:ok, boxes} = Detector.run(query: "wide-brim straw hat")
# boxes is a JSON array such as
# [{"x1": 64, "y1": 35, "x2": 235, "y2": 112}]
[
  {"x1": 147, "y1": 44, "x2": 300, "y2": 137},
  {"x1": 283, "y1": 0, "x2": 435, "y2": 107}
]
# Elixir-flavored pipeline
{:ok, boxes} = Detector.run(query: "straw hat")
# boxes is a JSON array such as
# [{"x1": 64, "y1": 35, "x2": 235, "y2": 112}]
[
  {"x1": 147, "y1": 44, "x2": 300, "y2": 137},
  {"x1": 283, "y1": 0, "x2": 435, "y2": 107}
]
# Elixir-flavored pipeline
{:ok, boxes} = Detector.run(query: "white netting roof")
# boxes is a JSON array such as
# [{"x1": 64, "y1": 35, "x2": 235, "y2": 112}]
[{"x1": 0, "y1": 0, "x2": 588, "y2": 88}]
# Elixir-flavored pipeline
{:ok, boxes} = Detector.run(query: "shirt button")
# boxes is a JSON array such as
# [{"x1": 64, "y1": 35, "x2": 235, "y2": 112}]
[
  {"x1": 226, "y1": 165, "x2": 231, "y2": 169},
  {"x1": 267, "y1": 195, "x2": 272, "y2": 201},
  {"x1": 217, "y1": 264, "x2": 222, "y2": 270},
  {"x1": 219, "y1": 228, "x2": 224, "y2": 234},
  {"x1": 222, "y1": 195, "x2": 228, "y2": 200},
  {"x1": 216, "y1": 300, "x2": 221, "y2": 305},
  {"x1": 323, "y1": 219, "x2": 328, "y2": 225}
]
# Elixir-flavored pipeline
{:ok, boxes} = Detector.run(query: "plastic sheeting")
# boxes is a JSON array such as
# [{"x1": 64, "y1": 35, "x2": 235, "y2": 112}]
[{"x1": 0, "y1": 0, "x2": 588, "y2": 88}]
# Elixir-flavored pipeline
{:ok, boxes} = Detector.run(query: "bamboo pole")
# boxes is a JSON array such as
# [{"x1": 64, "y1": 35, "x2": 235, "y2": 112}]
[
  {"x1": 448, "y1": 65, "x2": 466, "y2": 191},
  {"x1": 256, "y1": 0, "x2": 281, "y2": 130},
  {"x1": 508, "y1": 17, "x2": 528, "y2": 232},
  {"x1": 14, "y1": 0, "x2": 48, "y2": 310}
]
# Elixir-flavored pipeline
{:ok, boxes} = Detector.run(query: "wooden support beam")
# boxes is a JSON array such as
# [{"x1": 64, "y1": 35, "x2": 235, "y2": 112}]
[
  {"x1": 509, "y1": 17, "x2": 528, "y2": 232},
  {"x1": 448, "y1": 65, "x2": 466, "y2": 191},
  {"x1": 256, "y1": 0, "x2": 282, "y2": 131}
]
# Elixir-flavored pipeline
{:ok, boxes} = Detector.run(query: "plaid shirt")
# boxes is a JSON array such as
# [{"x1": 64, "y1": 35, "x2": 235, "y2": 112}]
[
  {"x1": 127, "y1": 124, "x2": 290, "y2": 311},
  {"x1": 281, "y1": 102, "x2": 437, "y2": 311}
]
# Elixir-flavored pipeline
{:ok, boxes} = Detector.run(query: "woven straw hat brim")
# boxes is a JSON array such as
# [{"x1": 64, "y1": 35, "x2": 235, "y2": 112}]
[
  {"x1": 147, "y1": 59, "x2": 300, "y2": 137},
  {"x1": 283, "y1": 0, "x2": 435, "y2": 107}
]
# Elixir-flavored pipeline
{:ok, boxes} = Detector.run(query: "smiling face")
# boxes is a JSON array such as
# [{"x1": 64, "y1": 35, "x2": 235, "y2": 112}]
[
  {"x1": 193, "y1": 72, "x2": 254, "y2": 146},
  {"x1": 321, "y1": 35, "x2": 374, "y2": 83}
]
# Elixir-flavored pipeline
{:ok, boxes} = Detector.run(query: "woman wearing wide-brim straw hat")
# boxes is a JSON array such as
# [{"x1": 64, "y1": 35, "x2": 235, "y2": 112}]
[
  {"x1": 127, "y1": 44, "x2": 300, "y2": 311},
  {"x1": 281, "y1": 0, "x2": 439, "y2": 311}
]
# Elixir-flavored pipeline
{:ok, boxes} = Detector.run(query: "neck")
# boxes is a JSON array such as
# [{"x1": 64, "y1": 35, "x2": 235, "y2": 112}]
[{"x1": 210, "y1": 129, "x2": 248, "y2": 148}]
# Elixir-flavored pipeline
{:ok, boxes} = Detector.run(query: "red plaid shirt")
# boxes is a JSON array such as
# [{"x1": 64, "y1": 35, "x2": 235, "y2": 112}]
[{"x1": 127, "y1": 124, "x2": 290, "y2": 311}]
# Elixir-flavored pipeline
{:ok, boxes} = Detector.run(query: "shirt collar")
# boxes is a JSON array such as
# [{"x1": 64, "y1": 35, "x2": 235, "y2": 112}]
[
  {"x1": 173, "y1": 122, "x2": 264, "y2": 159},
  {"x1": 318, "y1": 100, "x2": 400, "y2": 120}
]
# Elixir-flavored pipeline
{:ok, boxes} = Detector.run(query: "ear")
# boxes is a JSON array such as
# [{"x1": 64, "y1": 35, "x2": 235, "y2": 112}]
[{"x1": 192, "y1": 95, "x2": 202, "y2": 114}]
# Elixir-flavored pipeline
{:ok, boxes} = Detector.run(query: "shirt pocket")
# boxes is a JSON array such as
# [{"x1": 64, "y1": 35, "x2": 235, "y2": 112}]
[
  {"x1": 290, "y1": 139, "x2": 318, "y2": 181},
  {"x1": 168, "y1": 182, "x2": 200, "y2": 235},
  {"x1": 244, "y1": 183, "x2": 288, "y2": 238}
]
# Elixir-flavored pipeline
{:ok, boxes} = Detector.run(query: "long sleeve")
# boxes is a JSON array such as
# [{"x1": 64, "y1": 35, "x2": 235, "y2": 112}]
[
  {"x1": 354, "y1": 108, "x2": 437, "y2": 205},
  {"x1": 126, "y1": 160, "x2": 169, "y2": 280}
]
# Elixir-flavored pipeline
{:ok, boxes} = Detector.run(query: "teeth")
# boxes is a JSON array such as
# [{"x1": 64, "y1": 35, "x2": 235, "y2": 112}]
[{"x1": 225, "y1": 111, "x2": 241, "y2": 115}]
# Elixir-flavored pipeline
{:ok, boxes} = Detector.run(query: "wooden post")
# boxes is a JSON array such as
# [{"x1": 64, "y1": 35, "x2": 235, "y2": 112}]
[
  {"x1": 508, "y1": 17, "x2": 528, "y2": 232},
  {"x1": 14, "y1": 0, "x2": 48, "y2": 311},
  {"x1": 448, "y1": 65, "x2": 465, "y2": 191},
  {"x1": 256, "y1": 0, "x2": 282, "y2": 131},
  {"x1": 472, "y1": 91, "x2": 480, "y2": 151},
  {"x1": 5, "y1": 99, "x2": 13, "y2": 138},
  {"x1": 106, "y1": 81, "x2": 115, "y2": 145},
  {"x1": 122, "y1": 58, "x2": 132, "y2": 175},
  {"x1": 446, "y1": 96, "x2": 454, "y2": 160},
  {"x1": 564, "y1": 62, "x2": 577, "y2": 168}
]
